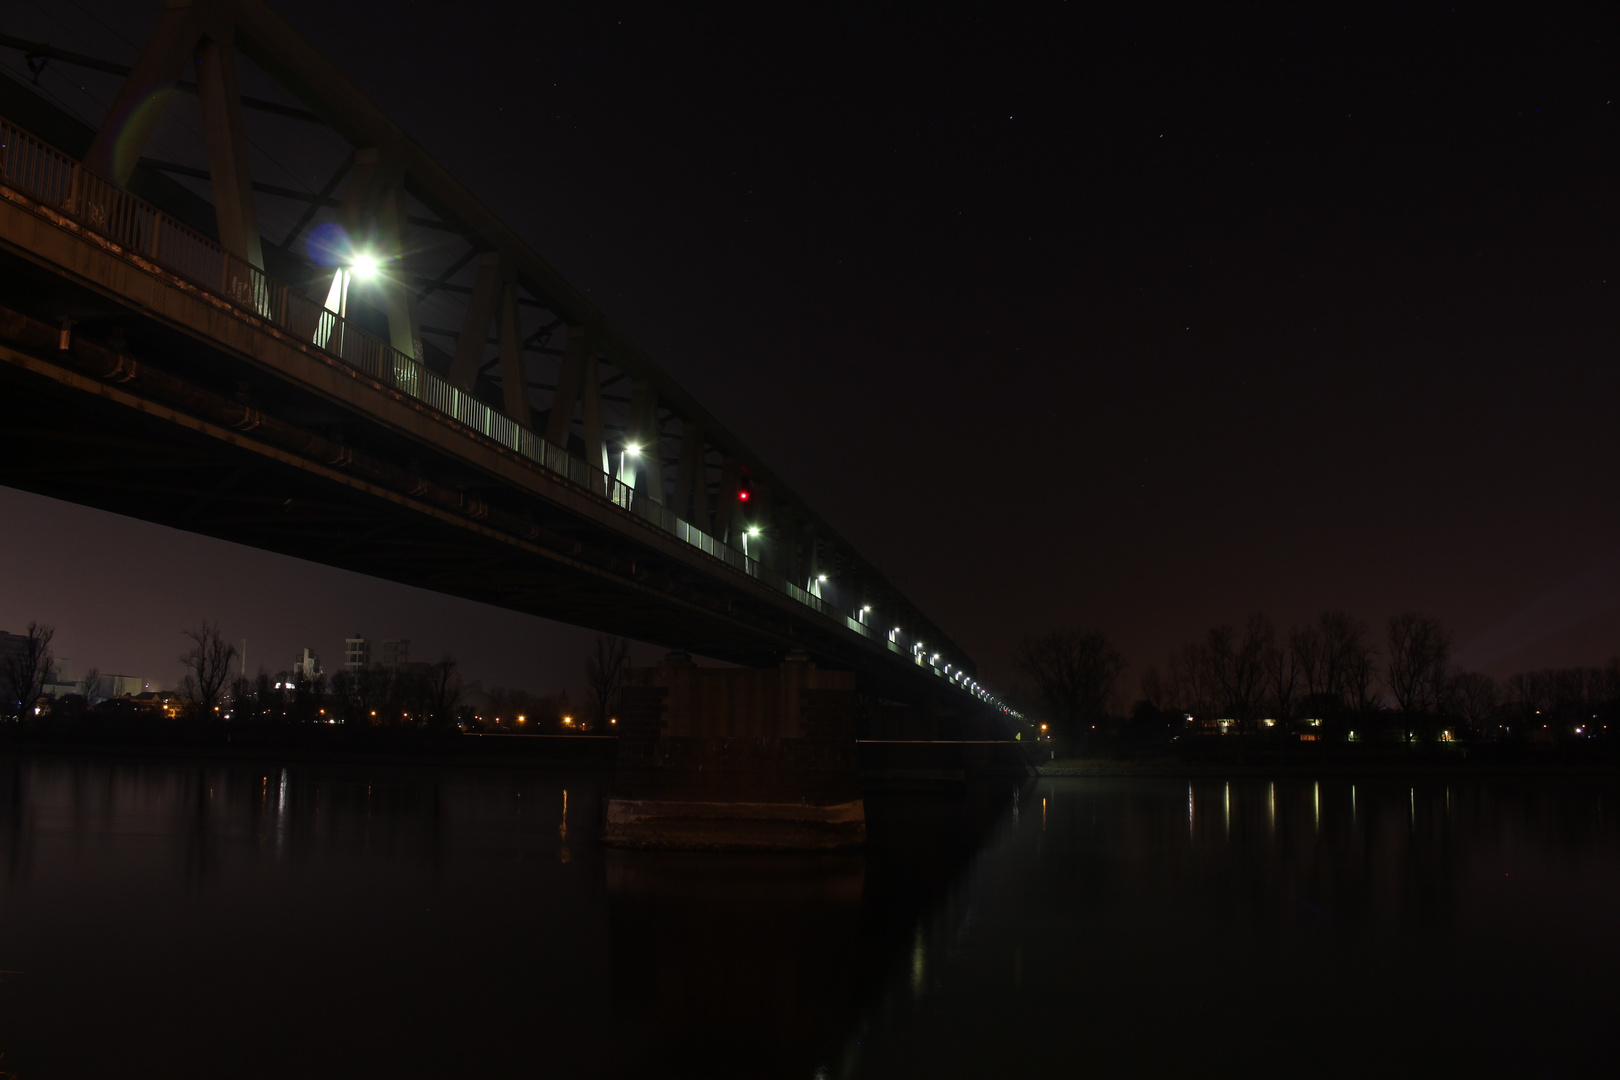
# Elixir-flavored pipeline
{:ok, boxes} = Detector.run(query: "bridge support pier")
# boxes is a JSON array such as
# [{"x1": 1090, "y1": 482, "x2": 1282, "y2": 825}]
[{"x1": 604, "y1": 652, "x2": 864, "y2": 850}]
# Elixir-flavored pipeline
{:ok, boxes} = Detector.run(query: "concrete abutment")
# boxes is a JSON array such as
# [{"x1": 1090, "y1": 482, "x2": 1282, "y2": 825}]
[{"x1": 604, "y1": 652, "x2": 865, "y2": 850}]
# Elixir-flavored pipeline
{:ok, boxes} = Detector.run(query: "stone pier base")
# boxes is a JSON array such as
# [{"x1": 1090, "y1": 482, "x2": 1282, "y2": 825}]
[
  {"x1": 603, "y1": 652, "x2": 865, "y2": 850},
  {"x1": 603, "y1": 796, "x2": 865, "y2": 850}
]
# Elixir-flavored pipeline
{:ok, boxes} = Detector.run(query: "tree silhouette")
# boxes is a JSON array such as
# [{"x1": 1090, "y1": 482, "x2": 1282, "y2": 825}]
[
  {"x1": 180, "y1": 621, "x2": 237, "y2": 714},
  {"x1": 1014, "y1": 629, "x2": 1125, "y2": 748},
  {"x1": 2, "y1": 622, "x2": 54, "y2": 720},
  {"x1": 1386, "y1": 612, "x2": 1452, "y2": 718},
  {"x1": 421, "y1": 655, "x2": 463, "y2": 728},
  {"x1": 584, "y1": 635, "x2": 630, "y2": 729}
]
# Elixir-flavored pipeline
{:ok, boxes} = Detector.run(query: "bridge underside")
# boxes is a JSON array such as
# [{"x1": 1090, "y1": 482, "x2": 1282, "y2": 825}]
[{"x1": 0, "y1": 231, "x2": 943, "y2": 703}]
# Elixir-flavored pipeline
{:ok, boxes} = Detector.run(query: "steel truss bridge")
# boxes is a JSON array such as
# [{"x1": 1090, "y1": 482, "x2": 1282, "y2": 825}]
[{"x1": 0, "y1": 0, "x2": 1012, "y2": 713}]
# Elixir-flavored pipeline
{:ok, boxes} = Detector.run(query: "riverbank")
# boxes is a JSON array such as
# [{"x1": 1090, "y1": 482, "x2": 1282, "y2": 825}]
[
  {"x1": 1038, "y1": 748, "x2": 1620, "y2": 778},
  {"x1": 8, "y1": 727, "x2": 1615, "y2": 780},
  {"x1": 0, "y1": 727, "x2": 620, "y2": 770}
]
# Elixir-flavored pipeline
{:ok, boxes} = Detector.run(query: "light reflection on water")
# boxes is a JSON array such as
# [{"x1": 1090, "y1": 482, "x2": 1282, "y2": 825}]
[
  {"x1": 846, "y1": 776, "x2": 1620, "y2": 1079},
  {"x1": 0, "y1": 756, "x2": 1615, "y2": 1078}
]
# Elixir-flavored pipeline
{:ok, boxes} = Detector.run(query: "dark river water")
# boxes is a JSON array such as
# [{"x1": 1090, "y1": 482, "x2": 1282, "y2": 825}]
[{"x1": 0, "y1": 754, "x2": 1615, "y2": 1078}]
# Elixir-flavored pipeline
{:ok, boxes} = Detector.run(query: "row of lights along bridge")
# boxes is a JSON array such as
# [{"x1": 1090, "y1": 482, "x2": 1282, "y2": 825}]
[{"x1": 330, "y1": 253, "x2": 1012, "y2": 717}]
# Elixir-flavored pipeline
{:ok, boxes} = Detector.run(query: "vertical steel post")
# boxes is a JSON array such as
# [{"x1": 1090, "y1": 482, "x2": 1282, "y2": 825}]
[
  {"x1": 84, "y1": 5, "x2": 202, "y2": 184},
  {"x1": 674, "y1": 421, "x2": 707, "y2": 523},
  {"x1": 194, "y1": 35, "x2": 263, "y2": 269},
  {"x1": 690, "y1": 437, "x2": 712, "y2": 533},
  {"x1": 581, "y1": 350, "x2": 609, "y2": 490},
  {"x1": 496, "y1": 282, "x2": 530, "y2": 426},
  {"x1": 448, "y1": 252, "x2": 504, "y2": 390},
  {"x1": 373, "y1": 186, "x2": 423, "y2": 361},
  {"x1": 626, "y1": 380, "x2": 663, "y2": 507},
  {"x1": 716, "y1": 455, "x2": 742, "y2": 547},
  {"x1": 547, "y1": 325, "x2": 587, "y2": 451}
]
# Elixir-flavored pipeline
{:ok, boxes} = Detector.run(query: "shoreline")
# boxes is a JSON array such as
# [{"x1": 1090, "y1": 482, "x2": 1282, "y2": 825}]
[
  {"x1": 0, "y1": 732, "x2": 619, "y2": 772},
  {"x1": 1038, "y1": 755, "x2": 1620, "y2": 779},
  {"x1": 5, "y1": 736, "x2": 1618, "y2": 782}
]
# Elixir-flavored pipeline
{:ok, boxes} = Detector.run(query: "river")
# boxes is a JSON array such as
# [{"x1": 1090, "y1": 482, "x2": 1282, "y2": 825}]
[{"x1": 0, "y1": 754, "x2": 1614, "y2": 1077}]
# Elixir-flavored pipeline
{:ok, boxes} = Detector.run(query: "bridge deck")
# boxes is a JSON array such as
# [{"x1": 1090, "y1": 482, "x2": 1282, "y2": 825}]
[{"x1": 0, "y1": 113, "x2": 1005, "y2": 710}]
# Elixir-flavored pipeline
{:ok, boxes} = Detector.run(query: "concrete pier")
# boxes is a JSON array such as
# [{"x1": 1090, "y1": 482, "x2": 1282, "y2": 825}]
[{"x1": 604, "y1": 652, "x2": 864, "y2": 850}]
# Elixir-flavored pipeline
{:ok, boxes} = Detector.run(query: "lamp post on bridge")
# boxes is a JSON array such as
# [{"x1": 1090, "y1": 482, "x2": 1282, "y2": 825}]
[
  {"x1": 323, "y1": 252, "x2": 379, "y2": 349},
  {"x1": 619, "y1": 441, "x2": 642, "y2": 487}
]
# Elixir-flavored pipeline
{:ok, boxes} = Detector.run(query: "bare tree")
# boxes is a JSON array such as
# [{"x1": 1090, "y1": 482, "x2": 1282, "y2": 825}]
[
  {"x1": 1291, "y1": 622, "x2": 1328, "y2": 710},
  {"x1": 585, "y1": 635, "x2": 630, "y2": 729},
  {"x1": 1502, "y1": 669, "x2": 1551, "y2": 719},
  {"x1": 1266, "y1": 631, "x2": 1301, "y2": 723},
  {"x1": 1165, "y1": 640, "x2": 1217, "y2": 718},
  {"x1": 1204, "y1": 614, "x2": 1273, "y2": 727},
  {"x1": 421, "y1": 655, "x2": 463, "y2": 728},
  {"x1": 2, "y1": 622, "x2": 54, "y2": 720},
  {"x1": 82, "y1": 666, "x2": 105, "y2": 704},
  {"x1": 180, "y1": 621, "x2": 238, "y2": 714},
  {"x1": 1013, "y1": 629, "x2": 1126, "y2": 746},
  {"x1": 1447, "y1": 671, "x2": 1498, "y2": 734},
  {"x1": 1291, "y1": 611, "x2": 1376, "y2": 717},
  {"x1": 1139, "y1": 666, "x2": 1169, "y2": 711},
  {"x1": 1386, "y1": 612, "x2": 1451, "y2": 716}
]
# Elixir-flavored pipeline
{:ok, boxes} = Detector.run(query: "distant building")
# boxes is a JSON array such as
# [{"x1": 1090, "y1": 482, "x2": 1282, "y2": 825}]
[
  {"x1": 294, "y1": 648, "x2": 322, "y2": 681},
  {"x1": 381, "y1": 638, "x2": 410, "y2": 670},
  {"x1": 40, "y1": 657, "x2": 75, "y2": 699},
  {"x1": 343, "y1": 635, "x2": 408, "y2": 672},
  {"x1": 0, "y1": 630, "x2": 29, "y2": 675},
  {"x1": 103, "y1": 675, "x2": 145, "y2": 697},
  {"x1": 38, "y1": 658, "x2": 145, "y2": 701}
]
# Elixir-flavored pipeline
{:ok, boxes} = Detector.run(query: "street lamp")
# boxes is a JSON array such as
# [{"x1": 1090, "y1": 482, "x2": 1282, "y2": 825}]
[
  {"x1": 744, "y1": 524, "x2": 761, "y2": 556},
  {"x1": 620, "y1": 441, "x2": 641, "y2": 483},
  {"x1": 327, "y1": 250, "x2": 380, "y2": 323}
]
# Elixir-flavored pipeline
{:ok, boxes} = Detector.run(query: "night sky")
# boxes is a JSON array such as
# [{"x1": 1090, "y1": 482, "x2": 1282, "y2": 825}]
[{"x1": 2, "y1": 1, "x2": 1617, "y2": 700}]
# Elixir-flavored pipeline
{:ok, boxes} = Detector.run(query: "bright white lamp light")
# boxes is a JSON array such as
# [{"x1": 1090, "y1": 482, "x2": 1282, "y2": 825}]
[{"x1": 350, "y1": 253, "x2": 380, "y2": 278}]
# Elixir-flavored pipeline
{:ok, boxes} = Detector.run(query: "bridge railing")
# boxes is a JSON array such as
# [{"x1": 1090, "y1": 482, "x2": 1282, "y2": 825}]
[{"x1": 0, "y1": 114, "x2": 907, "y2": 655}]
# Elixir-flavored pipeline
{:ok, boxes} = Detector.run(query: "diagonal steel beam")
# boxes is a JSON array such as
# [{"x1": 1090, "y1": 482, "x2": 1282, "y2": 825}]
[
  {"x1": 414, "y1": 249, "x2": 477, "y2": 303},
  {"x1": 0, "y1": 33, "x2": 326, "y2": 123},
  {"x1": 280, "y1": 151, "x2": 352, "y2": 249}
]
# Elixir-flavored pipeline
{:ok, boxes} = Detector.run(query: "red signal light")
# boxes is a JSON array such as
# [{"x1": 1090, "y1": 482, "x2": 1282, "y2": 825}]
[{"x1": 738, "y1": 490, "x2": 750, "y2": 501}]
